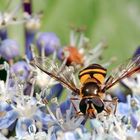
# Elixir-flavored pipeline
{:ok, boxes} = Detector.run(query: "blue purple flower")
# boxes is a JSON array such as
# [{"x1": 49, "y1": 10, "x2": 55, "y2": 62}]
[
  {"x1": 36, "y1": 32, "x2": 61, "y2": 56},
  {"x1": 0, "y1": 39, "x2": 20, "y2": 61},
  {"x1": 0, "y1": 94, "x2": 53, "y2": 138},
  {"x1": 10, "y1": 61, "x2": 30, "y2": 81}
]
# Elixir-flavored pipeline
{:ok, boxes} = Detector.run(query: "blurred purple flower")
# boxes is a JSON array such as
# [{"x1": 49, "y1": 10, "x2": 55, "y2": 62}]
[
  {"x1": 133, "y1": 46, "x2": 140, "y2": 58},
  {"x1": 24, "y1": 12, "x2": 41, "y2": 60},
  {"x1": 25, "y1": 31, "x2": 35, "y2": 60},
  {"x1": 0, "y1": 29, "x2": 7, "y2": 40},
  {"x1": 36, "y1": 32, "x2": 60, "y2": 56},
  {"x1": 0, "y1": 39, "x2": 20, "y2": 61},
  {"x1": 10, "y1": 61, "x2": 30, "y2": 81},
  {"x1": 57, "y1": 48, "x2": 64, "y2": 61}
]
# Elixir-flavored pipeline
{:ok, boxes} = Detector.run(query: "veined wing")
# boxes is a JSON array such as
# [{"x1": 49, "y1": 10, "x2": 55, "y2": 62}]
[
  {"x1": 31, "y1": 57, "x2": 80, "y2": 94},
  {"x1": 102, "y1": 55, "x2": 140, "y2": 91}
]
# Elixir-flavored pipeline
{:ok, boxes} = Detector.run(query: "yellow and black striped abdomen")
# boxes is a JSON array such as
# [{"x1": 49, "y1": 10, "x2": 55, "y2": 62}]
[{"x1": 79, "y1": 64, "x2": 107, "y2": 84}]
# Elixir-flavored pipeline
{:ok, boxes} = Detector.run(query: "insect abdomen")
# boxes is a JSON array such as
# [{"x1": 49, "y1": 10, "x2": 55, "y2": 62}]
[{"x1": 79, "y1": 64, "x2": 107, "y2": 84}]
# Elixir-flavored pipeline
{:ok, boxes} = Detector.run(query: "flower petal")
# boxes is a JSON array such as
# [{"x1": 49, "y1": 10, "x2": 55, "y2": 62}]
[
  {"x1": 33, "y1": 109, "x2": 53, "y2": 130},
  {"x1": 15, "y1": 118, "x2": 34, "y2": 138},
  {"x1": 0, "y1": 133, "x2": 8, "y2": 140},
  {"x1": 46, "y1": 83, "x2": 63, "y2": 100},
  {"x1": 0, "y1": 110, "x2": 18, "y2": 129},
  {"x1": 60, "y1": 99, "x2": 71, "y2": 114},
  {"x1": 130, "y1": 114, "x2": 138, "y2": 129},
  {"x1": 117, "y1": 102, "x2": 130, "y2": 115},
  {"x1": 0, "y1": 102, "x2": 12, "y2": 111},
  {"x1": 63, "y1": 132, "x2": 76, "y2": 140}
]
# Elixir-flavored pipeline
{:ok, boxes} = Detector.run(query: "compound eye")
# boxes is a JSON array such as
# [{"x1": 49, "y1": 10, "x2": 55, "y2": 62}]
[
  {"x1": 91, "y1": 98, "x2": 104, "y2": 113},
  {"x1": 79, "y1": 99, "x2": 87, "y2": 114}
]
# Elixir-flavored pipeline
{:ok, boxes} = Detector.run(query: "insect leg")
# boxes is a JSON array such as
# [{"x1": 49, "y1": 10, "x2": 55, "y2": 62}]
[
  {"x1": 70, "y1": 97, "x2": 83, "y2": 116},
  {"x1": 42, "y1": 98, "x2": 48, "y2": 105},
  {"x1": 70, "y1": 97, "x2": 79, "y2": 112},
  {"x1": 104, "y1": 76, "x2": 113, "y2": 85},
  {"x1": 113, "y1": 97, "x2": 118, "y2": 114},
  {"x1": 104, "y1": 108, "x2": 111, "y2": 115},
  {"x1": 70, "y1": 97, "x2": 79, "y2": 100},
  {"x1": 103, "y1": 97, "x2": 118, "y2": 115}
]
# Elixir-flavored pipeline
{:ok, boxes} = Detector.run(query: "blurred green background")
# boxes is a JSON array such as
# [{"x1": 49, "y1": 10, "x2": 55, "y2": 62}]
[{"x1": 0, "y1": 0, "x2": 140, "y2": 66}]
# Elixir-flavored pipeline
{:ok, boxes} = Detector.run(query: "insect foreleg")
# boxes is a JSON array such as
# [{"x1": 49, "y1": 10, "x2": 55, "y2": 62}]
[{"x1": 103, "y1": 97, "x2": 118, "y2": 115}]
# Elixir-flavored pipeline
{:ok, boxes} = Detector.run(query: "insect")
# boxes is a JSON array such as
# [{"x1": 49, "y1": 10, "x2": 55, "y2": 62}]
[
  {"x1": 31, "y1": 56, "x2": 140, "y2": 118},
  {"x1": 59, "y1": 46, "x2": 84, "y2": 66}
]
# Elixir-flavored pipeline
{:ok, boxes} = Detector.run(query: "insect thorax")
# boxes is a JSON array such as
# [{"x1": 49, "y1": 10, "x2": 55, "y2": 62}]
[{"x1": 81, "y1": 82, "x2": 100, "y2": 96}]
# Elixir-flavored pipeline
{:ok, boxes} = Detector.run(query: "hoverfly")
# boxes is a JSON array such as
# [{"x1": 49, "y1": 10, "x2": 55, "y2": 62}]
[{"x1": 31, "y1": 56, "x2": 140, "y2": 118}]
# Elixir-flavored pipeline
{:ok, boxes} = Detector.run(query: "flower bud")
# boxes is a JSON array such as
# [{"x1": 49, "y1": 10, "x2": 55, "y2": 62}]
[
  {"x1": 0, "y1": 39, "x2": 20, "y2": 60},
  {"x1": 36, "y1": 32, "x2": 60, "y2": 56}
]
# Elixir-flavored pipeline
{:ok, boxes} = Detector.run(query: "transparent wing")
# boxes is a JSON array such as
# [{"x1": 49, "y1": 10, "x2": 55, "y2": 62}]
[
  {"x1": 31, "y1": 57, "x2": 80, "y2": 94},
  {"x1": 102, "y1": 56, "x2": 140, "y2": 91}
]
